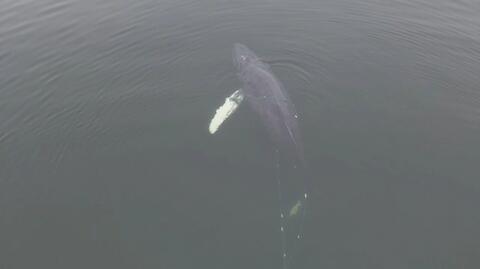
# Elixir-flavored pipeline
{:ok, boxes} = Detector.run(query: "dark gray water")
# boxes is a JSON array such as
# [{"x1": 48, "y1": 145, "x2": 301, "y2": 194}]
[{"x1": 1, "y1": 0, "x2": 480, "y2": 268}]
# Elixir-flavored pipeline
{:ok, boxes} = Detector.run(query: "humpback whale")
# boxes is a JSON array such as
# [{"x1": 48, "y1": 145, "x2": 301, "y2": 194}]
[
  {"x1": 210, "y1": 44, "x2": 309, "y2": 269},
  {"x1": 233, "y1": 43, "x2": 306, "y2": 166}
]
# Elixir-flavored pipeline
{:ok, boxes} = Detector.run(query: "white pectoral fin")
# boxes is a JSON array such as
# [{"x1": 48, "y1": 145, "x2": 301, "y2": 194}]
[{"x1": 208, "y1": 89, "x2": 244, "y2": 134}]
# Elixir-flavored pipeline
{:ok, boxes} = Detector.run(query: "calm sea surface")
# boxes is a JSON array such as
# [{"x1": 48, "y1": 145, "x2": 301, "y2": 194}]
[{"x1": 1, "y1": 0, "x2": 480, "y2": 268}]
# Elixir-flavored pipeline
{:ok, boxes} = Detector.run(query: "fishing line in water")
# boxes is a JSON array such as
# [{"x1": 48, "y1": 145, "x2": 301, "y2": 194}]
[{"x1": 275, "y1": 149, "x2": 289, "y2": 269}]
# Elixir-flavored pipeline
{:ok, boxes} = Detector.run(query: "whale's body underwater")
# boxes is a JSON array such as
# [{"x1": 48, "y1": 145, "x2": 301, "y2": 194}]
[
  {"x1": 233, "y1": 43, "x2": 305, "y2": 167},
  {"x1": 210, "y1": 44, "x2": 309, "y2": 269}
]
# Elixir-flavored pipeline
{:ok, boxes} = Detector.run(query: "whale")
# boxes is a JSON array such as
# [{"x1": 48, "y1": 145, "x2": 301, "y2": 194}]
[
  {"x1": 209, "y1": 44, "x2": 309, "y2": 269},
  {"x1": 233, "y1": 43, "x2": 305, "y2": 167},
  {"x1": 233, "y1": 43, "x2": 308, "y2": 269}
]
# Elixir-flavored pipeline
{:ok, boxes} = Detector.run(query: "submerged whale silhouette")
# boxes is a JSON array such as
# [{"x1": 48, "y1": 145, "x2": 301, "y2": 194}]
[
  {"x1": 209, "y1": 44, "x2": 309, "y2": 269},
  {"x1": 233, "y1": 43, "x2": 305, "y2": 167},
  {"x1": 233, "y1": 43, "x2": 308, "y2": 269}
]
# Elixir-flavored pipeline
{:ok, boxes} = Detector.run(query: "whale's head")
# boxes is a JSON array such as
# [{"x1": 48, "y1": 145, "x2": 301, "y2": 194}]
[{"x1": 233, "y1": 43, "x2": 259, "y2": 71}]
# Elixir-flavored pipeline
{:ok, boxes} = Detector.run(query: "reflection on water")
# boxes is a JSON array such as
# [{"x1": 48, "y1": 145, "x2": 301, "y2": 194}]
[{"x1": 1, "y1": 0, "x2": 480, "y2": 268}]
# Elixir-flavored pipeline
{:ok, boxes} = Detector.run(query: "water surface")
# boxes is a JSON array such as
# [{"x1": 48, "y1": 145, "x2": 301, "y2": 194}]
[{"x1": 1, "y1": 0, "x2": 480, "y2": 268}]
